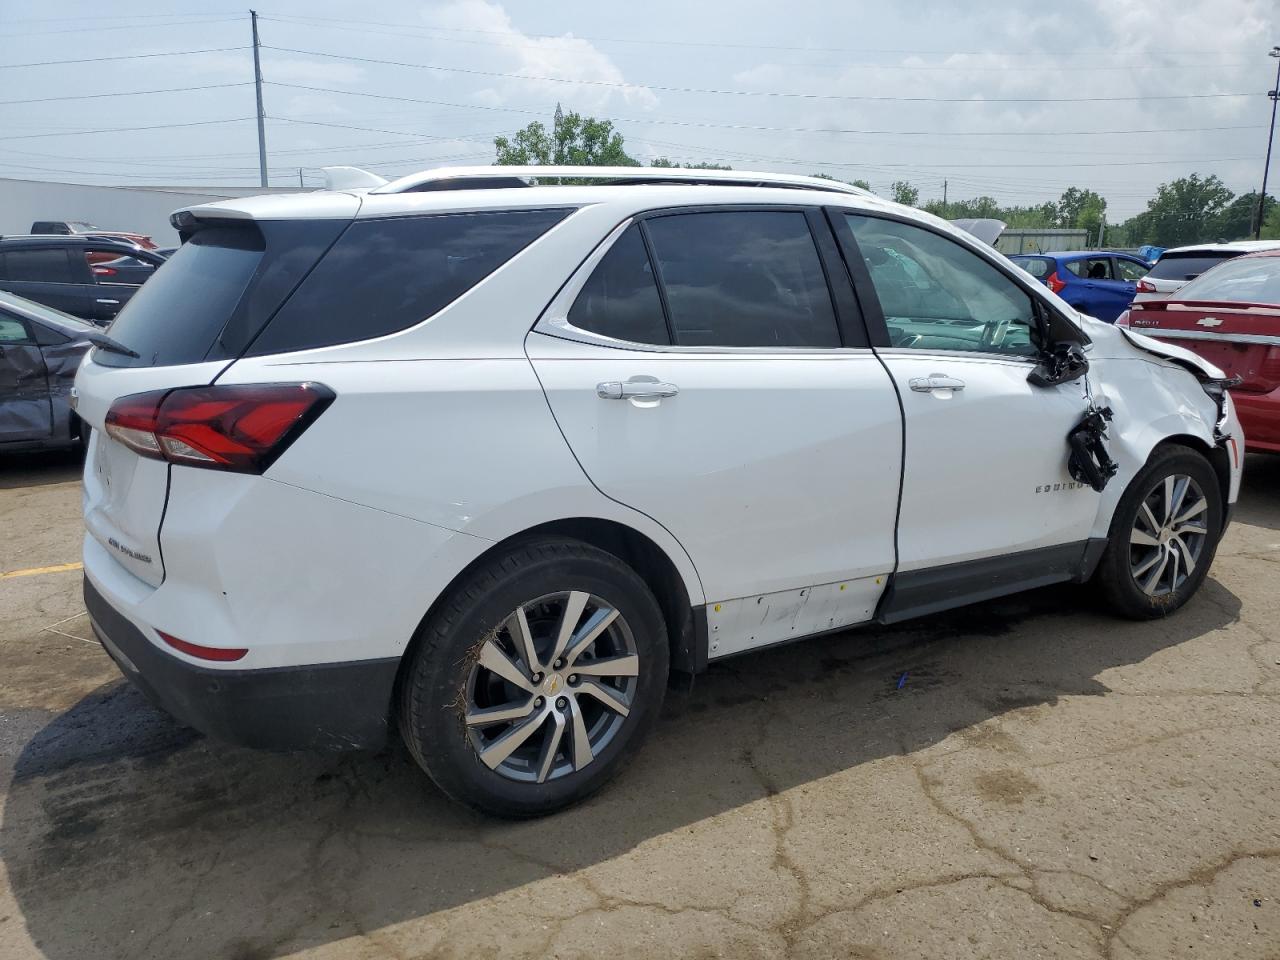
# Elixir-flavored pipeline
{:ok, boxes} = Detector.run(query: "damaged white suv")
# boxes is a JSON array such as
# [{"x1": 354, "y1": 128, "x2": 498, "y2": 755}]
[{"x1": 76, "y1": 167, "x2": 1243, "y2": 817}]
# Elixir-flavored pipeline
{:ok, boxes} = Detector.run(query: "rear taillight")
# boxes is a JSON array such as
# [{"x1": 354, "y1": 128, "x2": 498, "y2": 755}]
[
  {"x1": 1115, "y1": 310, "x2": 1131, "y2": 327},
  {"x1": 104, "y1": 382, "x2": 334, "y2": 474},
  {"x1": 157, "y1": 630, "x2": 247, "y2": 662},
  {"x1": 92, "y1": 266, "x2": 117, "y2": 277},
  {"x1": 1046, "y1": 271, "x2": 1067, "y2": 294},
  {"x1": 1136, "y1": 279, "x2": 1156, "y2": 294}
]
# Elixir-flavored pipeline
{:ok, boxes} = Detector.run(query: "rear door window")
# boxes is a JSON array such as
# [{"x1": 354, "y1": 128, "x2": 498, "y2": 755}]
[
  {"x1": 642, "y1": 210, "x2": 840, "y2": 348},
  {"x1": 248, "y1": 208, "x2": 572, "y2": 356},
  {"x1": 0, "y1": 248, "x2": 76, "y2": 283},
  {"x1": 1147, "y1": 253, "x2": 1234, "y2": 282},
  {"x1": 567, "y1": 225, "x2": 670, "y2": 345}
]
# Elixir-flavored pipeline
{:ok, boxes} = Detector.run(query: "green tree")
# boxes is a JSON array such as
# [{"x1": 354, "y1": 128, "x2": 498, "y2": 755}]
[
  {"x1": 1211, "y1": 191, "x2": 1277, "y2": 241},
  {"x1": 811, "y1": 173, "x2": 871, "y2": 190},
  {"x1": 494, "y1": 107, "x2": 638, "y2": 167},
  {"x1": 1124, "y1": 174, "x2": 1235, "y2": 247},
  {"x1": 890, "y1": 180, "x2": 919, "y2": 206},
  {"x1": 1056, "y1": 187, "x2": 1107, "y2": 241},
  {"x1": 649, "y1": 157, "x2": 733, "y2": 170},
  {"x1": 1262, "y1": 204, "x2": 1280, "y2": 241}
]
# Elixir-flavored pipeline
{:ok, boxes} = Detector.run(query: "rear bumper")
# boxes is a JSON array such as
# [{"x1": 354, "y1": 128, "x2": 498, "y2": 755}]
[{"x1": 84, "y1": 576, "x2": 399, "y2": 751}]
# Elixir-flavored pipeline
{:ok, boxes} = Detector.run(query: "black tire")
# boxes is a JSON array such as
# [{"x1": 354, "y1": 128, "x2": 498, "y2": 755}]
[
  {"x1": 398, "y1": 537, "x2": 669, "y2": 818},
  {"x1": 1095, "y1": 444, "x2": 1223, "y2": 620}
]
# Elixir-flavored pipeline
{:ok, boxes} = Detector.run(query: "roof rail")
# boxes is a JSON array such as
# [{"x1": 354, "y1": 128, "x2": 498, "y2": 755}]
[{"x1": 368, "y1": 165, "x2": 875, "y2": 197}]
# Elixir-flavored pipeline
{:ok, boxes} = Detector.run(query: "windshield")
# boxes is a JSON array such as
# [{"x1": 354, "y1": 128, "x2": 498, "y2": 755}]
[{"x1": 1173, "y1": 256, "x2": 1280, "y2": 305}]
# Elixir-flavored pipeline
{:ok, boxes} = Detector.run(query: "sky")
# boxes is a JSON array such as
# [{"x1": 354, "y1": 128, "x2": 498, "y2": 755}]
[{"x1": 0, "y1": 0, "x2": 1276, "y2": 219}]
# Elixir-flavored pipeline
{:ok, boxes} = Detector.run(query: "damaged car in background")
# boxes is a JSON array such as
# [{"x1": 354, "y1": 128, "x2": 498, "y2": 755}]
[
  {"x1": 73, "y1": 166, "x2": 1242, "y2": 818},
  {"x1": 0, "y1": 291, "x2": 135, "y2": 452}
]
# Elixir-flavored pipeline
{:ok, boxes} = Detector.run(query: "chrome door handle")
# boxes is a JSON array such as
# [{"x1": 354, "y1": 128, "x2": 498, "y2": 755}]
[
  {"x1": 95, "y1": 298, "x2": 120, "y2": 305},
  {"x1": 909, "y1": 374, "x2": 966, "y2": 393},
  {"x1": 597, "y1": 379, "x2": 680, "y2": 400}
]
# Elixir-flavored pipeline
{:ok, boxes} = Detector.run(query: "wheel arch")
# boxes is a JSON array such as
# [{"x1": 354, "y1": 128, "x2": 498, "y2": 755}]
[{"x1": 1153, "y1": 433, "x2": 1232, "y2": 519}]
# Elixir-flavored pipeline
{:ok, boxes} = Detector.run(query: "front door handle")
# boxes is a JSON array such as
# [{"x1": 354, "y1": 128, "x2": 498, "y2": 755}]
[
  {"x1": 909, "y1": 374, "x2": 966, "y2": 394},
  {"x1": 597, "y1": 378, "x2": 680, "y2": 401}
]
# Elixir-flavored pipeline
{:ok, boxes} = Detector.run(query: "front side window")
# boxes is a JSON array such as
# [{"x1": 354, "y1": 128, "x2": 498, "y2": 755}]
[
  {"x1": 0, "y1": 249, "x2": 75, "y2": 284},
  {"x1": 644, "y1": 211, "x2": 840, "y2": 348},
  {"x1": 846, "y1": 215, "x2": 1039, "y2": 356},
  {"x1": 1115, "y1": 258, "x2": 1149, "y2": 282},
  {"x1": 567, "y1": 225, "x2": 669, "y2": 345}
]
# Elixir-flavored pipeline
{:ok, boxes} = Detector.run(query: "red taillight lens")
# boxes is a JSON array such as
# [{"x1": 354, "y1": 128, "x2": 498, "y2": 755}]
[
  {"x1": 92, "y1": 266, "x2": 117, "y2": 277},
  {"x1": 1115, "y1": 310, "x2": 1131, "y2": 327},
  {"x1": 104, "y1": 382, "x2": 334, "y2": 474},
  {"x1": 1046, "y1": 271, "x2": 1067, "y2": 294},
  {"x1": 157, "y1": 630, "x2": 247, "y2": 662},
  {"x1": 1136, "y1": 279, "x2": 1156, "y2": 294}
]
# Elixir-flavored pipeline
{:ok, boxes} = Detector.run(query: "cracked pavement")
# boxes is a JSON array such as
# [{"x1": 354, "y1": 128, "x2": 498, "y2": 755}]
[{"x1": 1, "y1": 450, "x2": 1278, "y2": 960}]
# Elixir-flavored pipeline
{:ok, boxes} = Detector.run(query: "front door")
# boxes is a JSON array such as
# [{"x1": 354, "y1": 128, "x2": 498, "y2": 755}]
[
  {"x1": 0, "y1": 313, "x2": 52, "y2": 442},
  {"x1": 834, "y1": 212, "x2": 1100, "y2": 590},
  {"x1": 528, "y1": 210, "x2": 902, "y2": 653}
]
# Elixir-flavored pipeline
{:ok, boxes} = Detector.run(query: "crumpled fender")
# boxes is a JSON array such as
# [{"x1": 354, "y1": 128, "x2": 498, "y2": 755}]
[{"x1": 1115, "y1": 326, "x2": 1227, "y2": 381}]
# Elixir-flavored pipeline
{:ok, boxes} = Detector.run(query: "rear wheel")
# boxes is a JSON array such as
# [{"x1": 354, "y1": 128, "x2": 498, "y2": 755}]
[
  {"x1": 398, "y1": 538, "x2": 668, "y2": 817},
  {"x1": 1095, "y1": 445, "x2": 1223, "y2": 619}
]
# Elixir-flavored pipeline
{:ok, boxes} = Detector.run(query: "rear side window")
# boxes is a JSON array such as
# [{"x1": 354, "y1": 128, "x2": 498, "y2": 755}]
[
  {"x1": 1147, "y1": 253, "x2": 1234, "y2": 282},
  {"x1": 0, "y1": 248, "x2": 75, "y2": 283},
  {"x1": 568, "y1": 225, "x2": 670, "y2": 345},
  {"x1": 249, "y1": 208, "x2": 571, "y2": 356},
  {"x1": 644, "y1": 211, "x2": 839, "y2": 348}
]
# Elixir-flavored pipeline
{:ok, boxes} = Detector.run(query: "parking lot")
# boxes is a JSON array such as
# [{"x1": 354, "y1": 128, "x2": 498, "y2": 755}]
[{"x1": 0, "y1": 450, "x2": 1273, "y2": 959}]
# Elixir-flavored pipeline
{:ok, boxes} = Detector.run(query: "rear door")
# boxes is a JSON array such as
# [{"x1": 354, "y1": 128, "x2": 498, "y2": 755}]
[
  {"x1": 0, "y1": 312, "x2": 52, "y2": 442},
  {"x1": 528, "y1": 208, "x2": 903, "y2": 648},
  {"x1": 834, "y1": 211, "x2": 1098, "y2": 601},
  {"x1": 0, "y1": 246, "x2": 93, "y2": 319}
]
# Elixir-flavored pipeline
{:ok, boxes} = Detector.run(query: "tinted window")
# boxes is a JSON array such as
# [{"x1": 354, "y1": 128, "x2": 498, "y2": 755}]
[
  {"x1": 0, "y1": 316, "x2": 32, "y2": 343},
  {"x1": 250, "y1": 209, "x2": 571, "y2": 356},
  {"x1": 96, "y1": 226, "x2": 265, "y2": 367},
  {"x1": 847, "y1": 214, "x2": 1039, "y2": 356},
  {"x1": 1147, "y1": 253, "x2": 1234, "y2": 282},
  {"x1": 567, "y1": 225, "x2": 669, "y2": 345},
  {"x1": 1173, "y1": 255, "x2": 1280, "y2": 304},
  {"x1": 0, "y1": 248, "x2": 75, "y2": 283},
  {"x1": 643, "y1": 211, "x2": 839, "y2": 348},
  {"x1": 1115, "y1": 258, "x2": 1149, "y2": 282}
]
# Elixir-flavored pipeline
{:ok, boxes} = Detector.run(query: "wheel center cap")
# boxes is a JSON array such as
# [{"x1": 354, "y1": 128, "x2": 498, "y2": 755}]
[
  {"x1": 542, "y1": 674, "x2": 563, "y2": 696},
  {"x1": 1158, "y1": 528, "x2": 1171, "y2": 544}
]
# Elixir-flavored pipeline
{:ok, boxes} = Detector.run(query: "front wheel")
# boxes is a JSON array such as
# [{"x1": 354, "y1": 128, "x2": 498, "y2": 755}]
[
  {"x1": 398, "y1": 538, "x2": 669, "y2": 817},
  {"x1": 1095, "y1": 445, "x2": 1223, "y2": 619}
]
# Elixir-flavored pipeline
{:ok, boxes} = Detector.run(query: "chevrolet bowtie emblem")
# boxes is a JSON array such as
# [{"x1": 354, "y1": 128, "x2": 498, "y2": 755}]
[{"x1": 1196, "y1": 317, "x2": 1223, "y2": 327}]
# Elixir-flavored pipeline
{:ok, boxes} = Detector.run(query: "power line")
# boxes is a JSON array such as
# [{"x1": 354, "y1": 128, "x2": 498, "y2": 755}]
[
  {"x1": 268, "y1": 116, "x2": 506, "y2": 142},
  {"x1": 0, "y1": 16, "x2": 243, "y2": 38},
  {"x1": 262, "y1": 44, "x2": 1260, "y2": 102},
  {"x1": 0, "y1": 118, "x2": 255, "y2": 142},
  {"x1": 257, "y1": 82, "x2": 1257, "y2": 139},
  {"x1": 0, "y1": 46, "x2": 249, "y2": 69},
  {"x1": 0, "y1": 82, "x2": 253, "y2": 106}
]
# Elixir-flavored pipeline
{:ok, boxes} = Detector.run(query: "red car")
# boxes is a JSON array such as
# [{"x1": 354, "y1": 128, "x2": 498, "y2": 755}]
[{"x1": 1118, "y1": 250, "x2": 1280, "y2": 453}]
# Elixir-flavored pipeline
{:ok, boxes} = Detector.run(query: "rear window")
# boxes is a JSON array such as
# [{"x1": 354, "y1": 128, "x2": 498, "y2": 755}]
[
  {"x1": 1014, "y1": 257, "x2": 1052, "y2": 278},
  {"x1": 247, "y1": 208, "x2": 571, "y2": 356},
  {"x1": 1172, "y1": 256, "x2": 1280, "y2": 304},
  {"x1": 1147, "y1": 253, "x2": 1235, "y2": 282}
]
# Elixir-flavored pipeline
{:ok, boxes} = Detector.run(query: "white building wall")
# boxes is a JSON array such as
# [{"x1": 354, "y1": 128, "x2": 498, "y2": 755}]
[{"x1": 0, "y1": 178, "x2": 306, "y2": 246}]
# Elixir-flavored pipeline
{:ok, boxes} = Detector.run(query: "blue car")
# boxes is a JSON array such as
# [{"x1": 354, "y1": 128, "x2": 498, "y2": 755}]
[{"x1": 1010, "y1": 251, "x2": 1151, "y2": 323}]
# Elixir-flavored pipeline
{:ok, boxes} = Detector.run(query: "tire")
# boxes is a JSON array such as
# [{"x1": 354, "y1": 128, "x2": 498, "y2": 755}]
[
  {"x1": 1095, "y1": 444, "x2": 1223, "y2": 619},
  {"x1": 398, "y1": 537, "x2": 669, "y2": 818}
]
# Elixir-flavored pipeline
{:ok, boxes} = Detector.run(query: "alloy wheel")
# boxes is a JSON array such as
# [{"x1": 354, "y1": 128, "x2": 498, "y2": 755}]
[
  {"x1": 1128, "y1": 473, "x2": 1209, "y2": 597},
  {"x1": 464, "y1": 590, "x2": 639, "y2": 784}
]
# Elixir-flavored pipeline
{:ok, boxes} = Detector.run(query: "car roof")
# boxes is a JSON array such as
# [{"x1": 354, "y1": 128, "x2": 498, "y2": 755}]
[
  {"x1": 1160, "y1": 240, "x2": 1280, "y2": 256},
  {"x1": 1012, "y1": 251, "x2": 1141, "y2": 260},
  {"x1": 1231, "y1": 249, "x2": 1280, "y2": 260},
  {"x1": 0, "y1": 234, "x2": 142, "y2": 248}
]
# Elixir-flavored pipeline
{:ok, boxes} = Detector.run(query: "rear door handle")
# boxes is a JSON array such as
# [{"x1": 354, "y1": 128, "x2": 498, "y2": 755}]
[
  {"x1": 597, "y1": 379, "x2": 679, "y2": 401},
  {"x1": 909, "y1": 374, "x2": 966, "y2": 394}
]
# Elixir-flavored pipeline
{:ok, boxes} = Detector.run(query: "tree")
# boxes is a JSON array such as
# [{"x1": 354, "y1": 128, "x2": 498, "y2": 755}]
[
  {"x1": 1123, "y1": 174, "x2": 1234, "y2": 247},
  {"x1": 494, "y1": 107, "x2": 638, "y2": 167},
  {"x1": 1211, "y1": 191, "x2": 1277, "y2": 241},
  {"x1": 1262, "y1": 204, "x2": 1280, "y2": 241},
  {"x1": 650, "y1": 157, "x2": 733, "y2": 170},
  {"x1": 890, "y1": 180, "x2": 919, "y2": 206},
  {"x1": 1056, "y1": 187, "x2": 1106, "y2": 241},
  {"x1": 812, "y1": 173, "x2": 871, "y2": 190}
]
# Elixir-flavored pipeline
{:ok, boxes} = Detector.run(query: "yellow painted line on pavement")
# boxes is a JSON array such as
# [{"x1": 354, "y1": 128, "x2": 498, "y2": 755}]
[{"x1": 0, "y1": 561, "x2": 83, "y2": 581}]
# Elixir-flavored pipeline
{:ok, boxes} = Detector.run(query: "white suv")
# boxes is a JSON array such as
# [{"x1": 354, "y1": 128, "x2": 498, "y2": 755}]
[{"x1": 76, "y1": 167, "x2": 1243, "y2": 817}]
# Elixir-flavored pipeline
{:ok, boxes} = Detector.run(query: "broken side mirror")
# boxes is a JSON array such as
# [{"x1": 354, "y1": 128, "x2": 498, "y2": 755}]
[{"x1": 1028, "y1": 341, "x2": 1088, "y2": 388}]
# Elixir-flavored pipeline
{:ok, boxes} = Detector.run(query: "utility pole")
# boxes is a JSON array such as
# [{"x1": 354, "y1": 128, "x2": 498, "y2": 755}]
[
  {"x1": 251, "y1": 10, "x2": 268, "y2": 188},
  {"x1": 942, "y1": 179, "x2": 948, "y2": 217},
  {"x1": 1254, "y1": 46, "x2": 1280, "y2": 239},
  {"x1": 298, "y1": 168, "x2": 304, "y2": 187}
]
